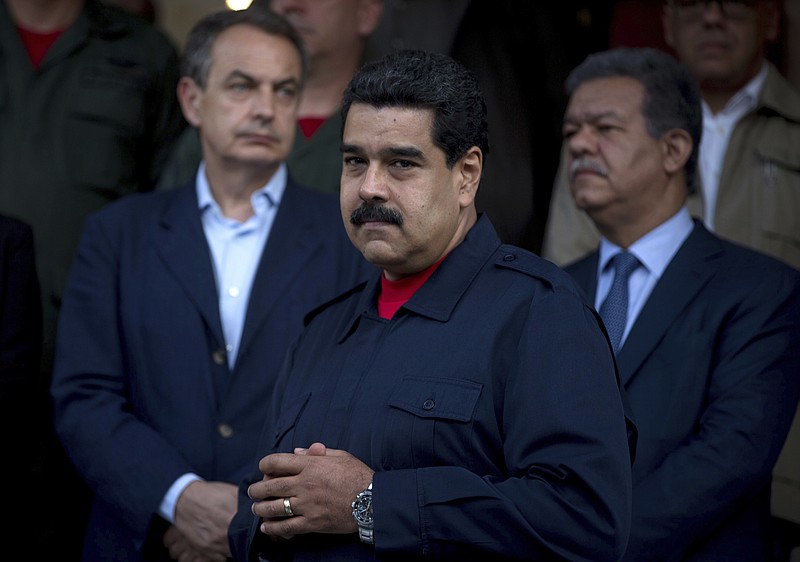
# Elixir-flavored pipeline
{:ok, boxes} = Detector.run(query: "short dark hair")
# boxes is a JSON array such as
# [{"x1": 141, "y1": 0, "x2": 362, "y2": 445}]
[
  {"x1": 341, "y1": 49, "x2": 489, "y2": 169},
  {"x1": 566, "y1": 47, "x2": 702, "y2": 193},
  {"x1": 182, "y1": 8, "x2": 308, "y2": 89}
]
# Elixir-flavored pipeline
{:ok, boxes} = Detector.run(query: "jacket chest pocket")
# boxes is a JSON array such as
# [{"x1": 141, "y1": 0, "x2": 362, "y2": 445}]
[
  {"x1": 377, "y1": 377, "x2": 483, "y2": 470},
  {"x1": 270, "y1": 393, "x2": 312, "y2": 452},
  {"x1": 65, "y1": 77, "x2": 146, "y2": 193},
  {"x1": 754, "y1": 146, "x2": 800, "y2": 245}
]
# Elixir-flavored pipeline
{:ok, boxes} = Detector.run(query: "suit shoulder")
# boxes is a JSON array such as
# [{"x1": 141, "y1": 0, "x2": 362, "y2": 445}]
[
  {"x1": 94, "y1": 189, "x2": 173, "y2": 218},
  {"x1": 716, "y1": 238, "x2": 799, "y2": 279},
  {"x1": 84, "y1": 190, "x2": 180, "y2": 239},
  {"x1": 283, "y1": 180, "x2": 341, "y2": 218},
  {"x1": 286, "y1": 180, "x2": 339, "y2": 206},
  {"x1": 302, "y1": 280, "x2": 369, "y2": 326},
  {"x1": 493, "y1": 244, "x2": 585, "y2": 295}
]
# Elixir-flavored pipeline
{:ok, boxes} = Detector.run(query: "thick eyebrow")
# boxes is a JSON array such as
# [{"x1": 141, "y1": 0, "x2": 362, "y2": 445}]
[
  {"x1": 273, "y1": 77, "x2": 300, "y2": 90},
  {"x1": 564, "y1": 110, "x2": 624, "y2": 126},
  {"x1": 224, "y1": 69, "x2": 258, "y2": 83},
  {"x1": 340, "y1": 143, "x2": 425, "y2": 160},
  {"x1": 382, "y1": 146, "x2": 424, "y2": 159},
  {"x1": 224, "y1": 69, "x2": 299, "y2": 90}
]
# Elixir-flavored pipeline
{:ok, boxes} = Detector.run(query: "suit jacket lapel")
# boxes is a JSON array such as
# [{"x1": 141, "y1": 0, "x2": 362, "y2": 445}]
[
  {"x1": 616, "y1": 224, "x2": 722, "y2": 385},
  {"x1": 153, "y1": 183, "x2": 225, "y2": 347},
  {"x1": 237, "y1": 180, "x2": 323, "y2": 356}
]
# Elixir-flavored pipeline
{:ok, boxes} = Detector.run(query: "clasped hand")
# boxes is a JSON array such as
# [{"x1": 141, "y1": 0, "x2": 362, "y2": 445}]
[
  {"x1": 248, "y1": 442, "x2": 374, "y2": 540},
  {"x1": 163, "y1": 480, "x2": 237, "y2": 562}
]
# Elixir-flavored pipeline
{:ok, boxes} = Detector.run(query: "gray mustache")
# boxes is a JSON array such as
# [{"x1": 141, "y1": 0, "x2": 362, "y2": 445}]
[
  {"x1": 237, "y1": 126, "x2": 281, "y2": 141},
  {"x1": 569, "y1": 158, "x2": 608, "y2": 180}
]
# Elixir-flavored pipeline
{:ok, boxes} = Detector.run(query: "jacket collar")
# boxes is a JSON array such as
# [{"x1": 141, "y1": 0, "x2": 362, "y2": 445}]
[
  {"x1": 336, "y1": 214, "x2": 502, "y2": 342},
  {"x1": 758, "y1": 62, "x2": 800, "y2": 124}
]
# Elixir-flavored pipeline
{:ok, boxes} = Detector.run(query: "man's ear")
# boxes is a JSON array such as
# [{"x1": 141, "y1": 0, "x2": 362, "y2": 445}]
[
  {"x1": 357, "y1": 0, "x2": 384, "y2": 38},
  {"x1": 457, "y1": 146, "x2": 483, "y2": 208},
  {"x1": 177, "y1": 77, "x2": 203, "y2": 128},
  {"x1": 661, "y1": 128, "x2": 693, "y2": 177}
]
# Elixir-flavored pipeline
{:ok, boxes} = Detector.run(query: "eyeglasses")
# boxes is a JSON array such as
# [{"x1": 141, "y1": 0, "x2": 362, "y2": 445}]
[{"x1": 670, "y1": 0, "x2": 759, "y2": 19}]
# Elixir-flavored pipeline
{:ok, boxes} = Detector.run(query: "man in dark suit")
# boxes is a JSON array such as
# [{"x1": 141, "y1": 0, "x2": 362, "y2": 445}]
[
  {"x1": 561, "y1": 47, "x2": 800, "y2": 561},
  {"x1": 50, "y1": 9, "x2": 372, "y2": 562}
]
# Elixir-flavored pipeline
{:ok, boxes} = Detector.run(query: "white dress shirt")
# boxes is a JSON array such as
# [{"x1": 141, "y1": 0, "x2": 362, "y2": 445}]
[
  {"x1": 699, "y1": 63, "x2": 766, "y2": 228},
  {"x1": 158, "y1": 162, "x2": 286, "y2": 524},
  {"x1": 197, "y1": 161, "x2": 285, "y2": 370}
]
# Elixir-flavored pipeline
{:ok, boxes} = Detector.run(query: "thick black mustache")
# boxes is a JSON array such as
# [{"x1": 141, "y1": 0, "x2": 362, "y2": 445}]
[{"x1": 350, "y1": 204, "x2": 404, "y2": 226}]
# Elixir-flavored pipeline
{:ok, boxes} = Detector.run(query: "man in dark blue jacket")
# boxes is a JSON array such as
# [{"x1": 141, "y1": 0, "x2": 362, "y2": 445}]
[
  {"x1": 229, "y1": 49, "x2": 635, "y2": 562},
  {"x1": 51, "y1": 9, "x2": 372, "y2": 561},
  {"x1": 561, "y1": 47, "x2": 800, "y2": 561}
]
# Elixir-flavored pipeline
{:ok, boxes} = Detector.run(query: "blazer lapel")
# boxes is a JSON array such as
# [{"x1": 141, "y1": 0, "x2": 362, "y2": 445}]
[
  {"x1": 237, "y1": 181, "x2": 324, "y2": 355},
  {"x1": 153, "y1": 183, "x2": 225, "y2": 346},
  {"x1": 616, "y1": 223, "x2": 722, "y2": 385}
]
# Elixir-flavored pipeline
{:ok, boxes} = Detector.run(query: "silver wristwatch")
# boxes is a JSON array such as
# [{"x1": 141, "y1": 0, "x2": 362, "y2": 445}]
[{"x1": 352, "y1": 482, "x2": 374, "y2": 544}]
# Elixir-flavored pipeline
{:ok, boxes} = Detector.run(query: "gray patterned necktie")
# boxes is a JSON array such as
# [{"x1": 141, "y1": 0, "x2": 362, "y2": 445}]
[{"x1": 599, "y1": 251, "x2": 641, "y2": 354}]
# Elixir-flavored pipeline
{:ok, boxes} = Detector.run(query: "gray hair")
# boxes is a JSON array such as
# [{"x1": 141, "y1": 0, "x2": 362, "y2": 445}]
[{"x1": 182, "y1": 8, "x2": 308, "y2": 89}]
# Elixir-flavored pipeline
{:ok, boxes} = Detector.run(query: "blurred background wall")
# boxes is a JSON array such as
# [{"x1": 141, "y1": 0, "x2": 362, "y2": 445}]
[{"x1": 136, "y1": 0, "x2": 797, "y2": 91}]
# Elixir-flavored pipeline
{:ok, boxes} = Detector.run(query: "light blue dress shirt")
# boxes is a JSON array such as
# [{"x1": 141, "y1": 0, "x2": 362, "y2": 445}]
[
  {"x1": 158, "y1": 161, "x2": 286, "y2": 523},
  {"x1": 596, "y1": 207, "x2": 694, "y2": 349},
  {"x1": 197, "y1": 162, "x2": 285, "y2": 370}
]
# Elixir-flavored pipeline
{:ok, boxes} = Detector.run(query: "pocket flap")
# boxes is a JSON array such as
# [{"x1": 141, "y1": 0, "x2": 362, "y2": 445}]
[
  {"x1": 272, "y1": 392, "x2": 311, "y2": 444},
  {"x1": 388, "y1": 377, "x2": 482, "y2": 422},
  {"x1": 70, "y1": 82, "x2": 143, "y2": 131},
  {"x1": 755, "y1": 144, "x2": 800, "y2": 173}
]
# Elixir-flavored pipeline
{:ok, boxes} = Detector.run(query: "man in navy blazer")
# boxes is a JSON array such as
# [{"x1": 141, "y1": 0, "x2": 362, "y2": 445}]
[
  {"x1": 50, "y1": 9, "x2": 371, "y2": 562},
  {"x1": 561, "y1": 47, "x2": 800, "y2": 561}
]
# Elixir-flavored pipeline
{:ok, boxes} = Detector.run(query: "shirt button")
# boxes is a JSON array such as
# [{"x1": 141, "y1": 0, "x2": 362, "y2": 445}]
[
  {"x1": 212, "y1": 348, "x2": 226, "y2": 365},
  {"x1": 218, "y1": 424, "x2": 233, "y2": 438},
  {"x1": 228, "y1": 286, "x2": 240, "y2": 298},
  {"x1": 422, "y1": 399, "x2": 435, "y2": 410}
]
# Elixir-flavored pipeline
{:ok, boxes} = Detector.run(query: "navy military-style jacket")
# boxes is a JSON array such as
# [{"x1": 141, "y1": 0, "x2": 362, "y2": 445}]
[{"x1": 231, "y1": 215, "x2": 635, "y2": 562}]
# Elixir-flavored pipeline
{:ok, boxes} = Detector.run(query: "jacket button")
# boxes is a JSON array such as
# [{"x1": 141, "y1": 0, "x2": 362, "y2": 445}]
[
  {"x1": 212, "y1": 348, "x2": 226, "y2": 365},
  {"x1": 422, "y1": 399, "x2": 435, "y2": 410},
  {"x1": 218, "y1": 424, "x2": 233, "y2": 438},
  {"x1": 503, "y1": 254, "x2": 515, "y2": 261}
]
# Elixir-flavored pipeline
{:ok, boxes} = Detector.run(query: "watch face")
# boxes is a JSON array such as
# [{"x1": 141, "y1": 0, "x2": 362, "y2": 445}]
[{"x1": 352, "y1": 491, "x2": 373, "y2": 526}]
